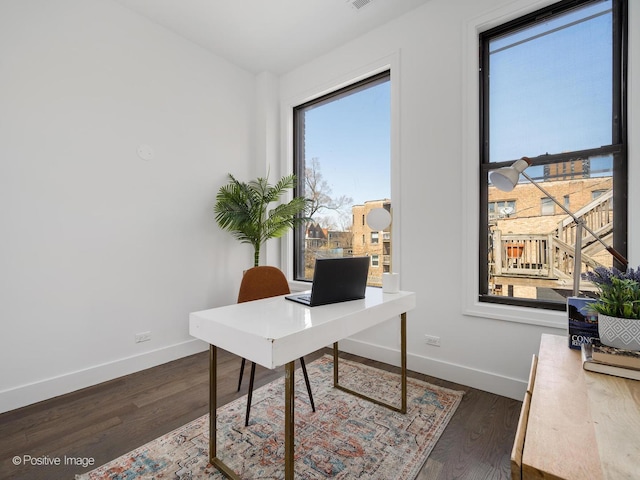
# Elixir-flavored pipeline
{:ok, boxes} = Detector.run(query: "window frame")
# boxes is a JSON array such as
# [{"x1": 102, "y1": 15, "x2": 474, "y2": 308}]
[
  {"x1": 478, "y1": 0, "x2": 628, "y2": 311},
  {"x1": 291, "y1": 70, "x2": 392, "y2": 284}
]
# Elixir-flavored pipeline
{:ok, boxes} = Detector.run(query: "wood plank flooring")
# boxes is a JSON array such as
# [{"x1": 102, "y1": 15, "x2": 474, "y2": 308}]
[{"x1": 0, "y1": 348, "x2": 522, "y2": 479}]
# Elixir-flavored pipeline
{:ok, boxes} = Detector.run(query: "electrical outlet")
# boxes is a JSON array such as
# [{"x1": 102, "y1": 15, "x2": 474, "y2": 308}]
[
  {"x1": 424, "y1": 335, "x2": 441, "y2": 347},
  {"x1": 135, "y1": 331, "x2": 152, "y2": 343}
]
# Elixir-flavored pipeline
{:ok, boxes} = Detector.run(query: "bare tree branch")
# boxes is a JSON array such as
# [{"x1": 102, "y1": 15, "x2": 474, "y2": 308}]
[{"x1": 304, "y1": 157, "x2": 353, "y2": 228}]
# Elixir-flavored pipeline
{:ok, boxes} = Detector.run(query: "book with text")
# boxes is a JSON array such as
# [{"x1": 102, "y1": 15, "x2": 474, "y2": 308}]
[
  {"x1": 581, "y1": 344, "x2": 640, "y2": 381},
  {"x1": 568, "y1": 297, "x2": 598, "y2": 350},
  {"x1": 591, "y1": 339, "x2": 640, "y2": 370}
]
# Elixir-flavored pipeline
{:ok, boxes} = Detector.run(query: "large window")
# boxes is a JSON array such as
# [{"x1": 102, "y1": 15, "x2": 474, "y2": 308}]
[
  {"x1": 479, "y1": 0, "x2": 627, "y2": 310},
  {"x1": 293, "y1": 72, "x2": 391, "y2": 286}
]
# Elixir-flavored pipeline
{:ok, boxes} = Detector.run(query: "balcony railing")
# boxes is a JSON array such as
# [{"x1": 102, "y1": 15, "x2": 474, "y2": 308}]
[
  {"x1": 491, "y1": 232, "x2": 605, "y2": 289},
  {"x1": 556, "y1": 190, "x2": 613, "y2": 249},
  {"x1": 489, "y1": 190, "x2": 614, "y2": 290}
]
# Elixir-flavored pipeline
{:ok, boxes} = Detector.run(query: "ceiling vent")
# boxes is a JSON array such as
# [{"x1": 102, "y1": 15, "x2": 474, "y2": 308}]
[{"x1": 348, "y1": 0, "x2": 373, "y2": 10}]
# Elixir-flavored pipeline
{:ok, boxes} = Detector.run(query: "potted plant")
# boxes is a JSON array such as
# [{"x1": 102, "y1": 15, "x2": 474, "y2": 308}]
[
  {"x1": 214, "y1": 173, "x2": 308, "y2": 267},
  {"x1": 582, "y1": 266, "x2": 640, "y2": 351}
]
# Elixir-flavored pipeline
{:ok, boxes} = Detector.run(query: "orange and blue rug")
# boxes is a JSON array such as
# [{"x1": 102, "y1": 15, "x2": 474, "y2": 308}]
[{"x1": 77, "y1": 355, "x2": 463, "y2": 479}]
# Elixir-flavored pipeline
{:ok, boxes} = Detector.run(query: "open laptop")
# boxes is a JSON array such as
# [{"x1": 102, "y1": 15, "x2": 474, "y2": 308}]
[{"x1": 285, "y1": 257, "x2": 370, "y2": 307}]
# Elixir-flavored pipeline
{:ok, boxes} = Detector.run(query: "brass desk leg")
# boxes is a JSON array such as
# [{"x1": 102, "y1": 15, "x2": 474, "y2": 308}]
[
  {"x1": 210, "y1": 345, "x2": 216, "y2": 463},
  {"x1": 401, "y1": 311, "x2": 407, "y2": 413},
  {"x1": 209, "y1": 345, "x2": 240, "y2": 480},
  {"x1": 208, "y1": 346, "x2": 296, "y2": 480},
  {"x1": 284, "y1": 361, "x2": 295, "y2": 480},
  {"x1": 333, "y1": 312, "x2": 407, "y2": 414}
]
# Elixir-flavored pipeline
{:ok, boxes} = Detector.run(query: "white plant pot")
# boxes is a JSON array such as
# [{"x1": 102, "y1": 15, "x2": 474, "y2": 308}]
[{"x1": 598, "y1": 314, "x2": 640, "y2": 351}]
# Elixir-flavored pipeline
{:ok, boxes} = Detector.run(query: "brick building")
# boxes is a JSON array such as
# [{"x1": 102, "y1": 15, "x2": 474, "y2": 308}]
[
  {"x1": 351, "y1": 199, "x2": 392, "y2": 287},
  {"x1": 487, "y1": 160, "x2": 614, "y2": 300},
  {"x1": 303, "y1": 201, "x2": 391, "y2": 287}
]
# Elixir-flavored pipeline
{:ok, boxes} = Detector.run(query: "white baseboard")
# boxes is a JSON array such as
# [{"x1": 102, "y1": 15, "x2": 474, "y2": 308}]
[
  {"x1": 0, "y1": 339, "x2": 209, "y2": 414},
  {"x1": 2, "y1": 337, "x2": 527, "y2": 415},
  {"x1": 337, "y1": 338, "x2": 526, "y2": 401}
]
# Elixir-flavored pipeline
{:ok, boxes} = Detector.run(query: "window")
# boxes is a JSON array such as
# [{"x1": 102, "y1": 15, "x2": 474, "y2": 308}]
[
  {"x1": 489, "y1": 200, "x2": 516, "y2": 219},
  {"x1": 592, "y1": 189, "x2": 608, "y2": 200},
  {"x1": 479, "y1": 0, "x2": 627, "y2": 310},
  {"x1": 541, "y1": 197, "x2": 555, "y2": 216},
  {"x1": 293, "y1": 71, "x2": 391, "y2": 287}
]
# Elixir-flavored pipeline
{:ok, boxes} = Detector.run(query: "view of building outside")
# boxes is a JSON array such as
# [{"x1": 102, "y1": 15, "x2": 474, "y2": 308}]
[
  {"x1": 488, "y1": 157, "x2": 614, "y2": 302},
  {"x1": 351, "y1": 200, "x2": 392, "y2": 286},
  {"x1": 303, "y1": 199, "x2": 391, "y2": 286},
  {"x1": 481, "y1": 0, "x2": 623, "y2": 306},
  {"x1": 294, "y1": 72, "x2": 391, "y2": 286}
]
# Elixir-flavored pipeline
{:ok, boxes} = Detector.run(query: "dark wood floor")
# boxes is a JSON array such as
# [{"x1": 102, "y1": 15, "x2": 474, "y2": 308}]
[{"x1": 0, "y1": 348, "x2": 522, "y2": 479}]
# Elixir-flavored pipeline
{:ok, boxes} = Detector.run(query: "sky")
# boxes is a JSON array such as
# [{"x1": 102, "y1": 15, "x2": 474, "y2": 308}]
[
  {"x1": 300, "y1": 0, "x2": 615, "y2": 225},
  {"x1": 489, "y1": 0, "x2": 613, "y2": 166},
  {"x1": 302, "y1": 80, "x2": 391, "y2": 226}
]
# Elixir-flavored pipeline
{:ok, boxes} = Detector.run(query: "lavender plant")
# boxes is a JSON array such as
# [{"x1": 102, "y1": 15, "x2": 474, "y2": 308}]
[{"x1": 582, "y1": 266, "x2": 640, "y2": 319}]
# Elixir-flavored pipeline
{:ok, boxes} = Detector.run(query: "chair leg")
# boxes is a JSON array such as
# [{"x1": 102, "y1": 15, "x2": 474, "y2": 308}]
[
  {"x1": 245, "y1": 362, "x2": 257, "y2": 426},
  {"x1": 300, "y1": 357, "x2": 315, "y2": 412},
  {"x1": 237, "y1": 358, "x2": 246, "y2": 392}
]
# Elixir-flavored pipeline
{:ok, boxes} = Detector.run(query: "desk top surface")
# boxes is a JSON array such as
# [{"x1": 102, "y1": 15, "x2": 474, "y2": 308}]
[
  {"x1": 189, "y1": 287, "x2": 415, "y2": 369},
  {"x1": 524, "y1": 334, "x2": 640, "y2": 480}
]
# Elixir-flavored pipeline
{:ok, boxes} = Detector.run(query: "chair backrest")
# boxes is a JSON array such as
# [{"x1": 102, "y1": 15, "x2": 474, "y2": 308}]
[{"x1": 237, "y1": 266, "x2": 290, "y2": 303}]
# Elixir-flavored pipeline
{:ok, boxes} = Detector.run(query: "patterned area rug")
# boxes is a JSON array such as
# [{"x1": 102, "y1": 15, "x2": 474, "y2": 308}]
[{"x1": 77, "y1": 355, "x2": 463, "y2": 479}]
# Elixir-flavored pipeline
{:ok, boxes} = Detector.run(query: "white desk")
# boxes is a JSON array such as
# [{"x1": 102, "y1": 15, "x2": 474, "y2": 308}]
[{"x1": 189, "y1": 287, "x2": 416, "y2": 479}]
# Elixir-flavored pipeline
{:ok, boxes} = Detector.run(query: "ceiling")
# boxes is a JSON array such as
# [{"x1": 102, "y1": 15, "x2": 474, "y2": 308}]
[{"x1": 112, "y1": 0, "x2": 433, "y2": 74}]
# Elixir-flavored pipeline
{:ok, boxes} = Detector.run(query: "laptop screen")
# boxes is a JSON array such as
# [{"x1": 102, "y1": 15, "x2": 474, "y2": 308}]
[{"x1": 308, "y1": 257, "x2": 370, "y2": 305}]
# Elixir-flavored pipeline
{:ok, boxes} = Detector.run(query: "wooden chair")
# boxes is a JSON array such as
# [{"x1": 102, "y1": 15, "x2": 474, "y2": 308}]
[{"x1": 236, "y1": 266, "x2": 316, "y2": 426}]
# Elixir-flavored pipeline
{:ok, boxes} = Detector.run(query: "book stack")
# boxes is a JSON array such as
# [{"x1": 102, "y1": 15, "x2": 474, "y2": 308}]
[{"x1": 581, "y1": 339, "x2": 640, "y2": 381}]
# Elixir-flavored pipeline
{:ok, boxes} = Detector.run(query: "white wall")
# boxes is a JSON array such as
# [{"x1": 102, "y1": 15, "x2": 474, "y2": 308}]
[
  {"x1": 0, "y1": 0, "x2": 256, "y2": 412},
  {"x1": 2, "y1": 0, "x2": 637, "y2": 413},
  {"x1": 279, "y1": 0, "x2": 639, "y2": 399}
]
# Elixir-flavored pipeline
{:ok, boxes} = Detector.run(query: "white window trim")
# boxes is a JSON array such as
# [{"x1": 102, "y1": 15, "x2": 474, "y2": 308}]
[
  {"x1": 280, "y1": 51, "x2": 401, "y2": 291},
  {"x1": 461, "y1": 0, "x2": 566, "y2": 328}
]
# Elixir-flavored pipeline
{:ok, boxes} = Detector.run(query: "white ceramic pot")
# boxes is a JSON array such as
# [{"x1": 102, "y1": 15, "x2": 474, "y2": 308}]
[{"x1": 598, "y1": 314, "x2": 640, "y2": 351}]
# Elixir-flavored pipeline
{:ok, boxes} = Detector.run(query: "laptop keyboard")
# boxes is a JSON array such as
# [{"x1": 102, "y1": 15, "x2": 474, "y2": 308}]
[{"x1": 298, "y1": 294, "x2": 311, "y2": 302}]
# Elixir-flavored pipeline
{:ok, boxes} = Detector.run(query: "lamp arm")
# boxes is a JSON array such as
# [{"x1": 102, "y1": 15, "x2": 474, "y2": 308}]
[
  {"x1": 605, "y1": 246, "x2": 629, "y2": 268},
  {"x1": 521, "y1": 171, "x2": 628, "y2": 268}
]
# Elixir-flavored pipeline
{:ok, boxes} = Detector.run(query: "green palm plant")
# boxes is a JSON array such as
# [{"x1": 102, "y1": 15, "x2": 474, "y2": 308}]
[{"x1": 214, "y1": 173, "x2": 309, "y2": 267}]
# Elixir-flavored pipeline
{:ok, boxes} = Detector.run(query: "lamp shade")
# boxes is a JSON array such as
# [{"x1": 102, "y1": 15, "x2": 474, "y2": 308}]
[
  {"x1": 366, "y1": 207, "x2": 392, "y2": 231},
  {"x1": 489, "y1": 157, "x2": 532, "y2": 192}
]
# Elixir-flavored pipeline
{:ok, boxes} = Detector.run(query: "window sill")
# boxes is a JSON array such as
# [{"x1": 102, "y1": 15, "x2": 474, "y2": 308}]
[
  {"x1": 463, "y1": 300, "x2": 566, "y2": 329},
  {"x1": 288, "y1": 280, "x2": 312, "y2": 293}
]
